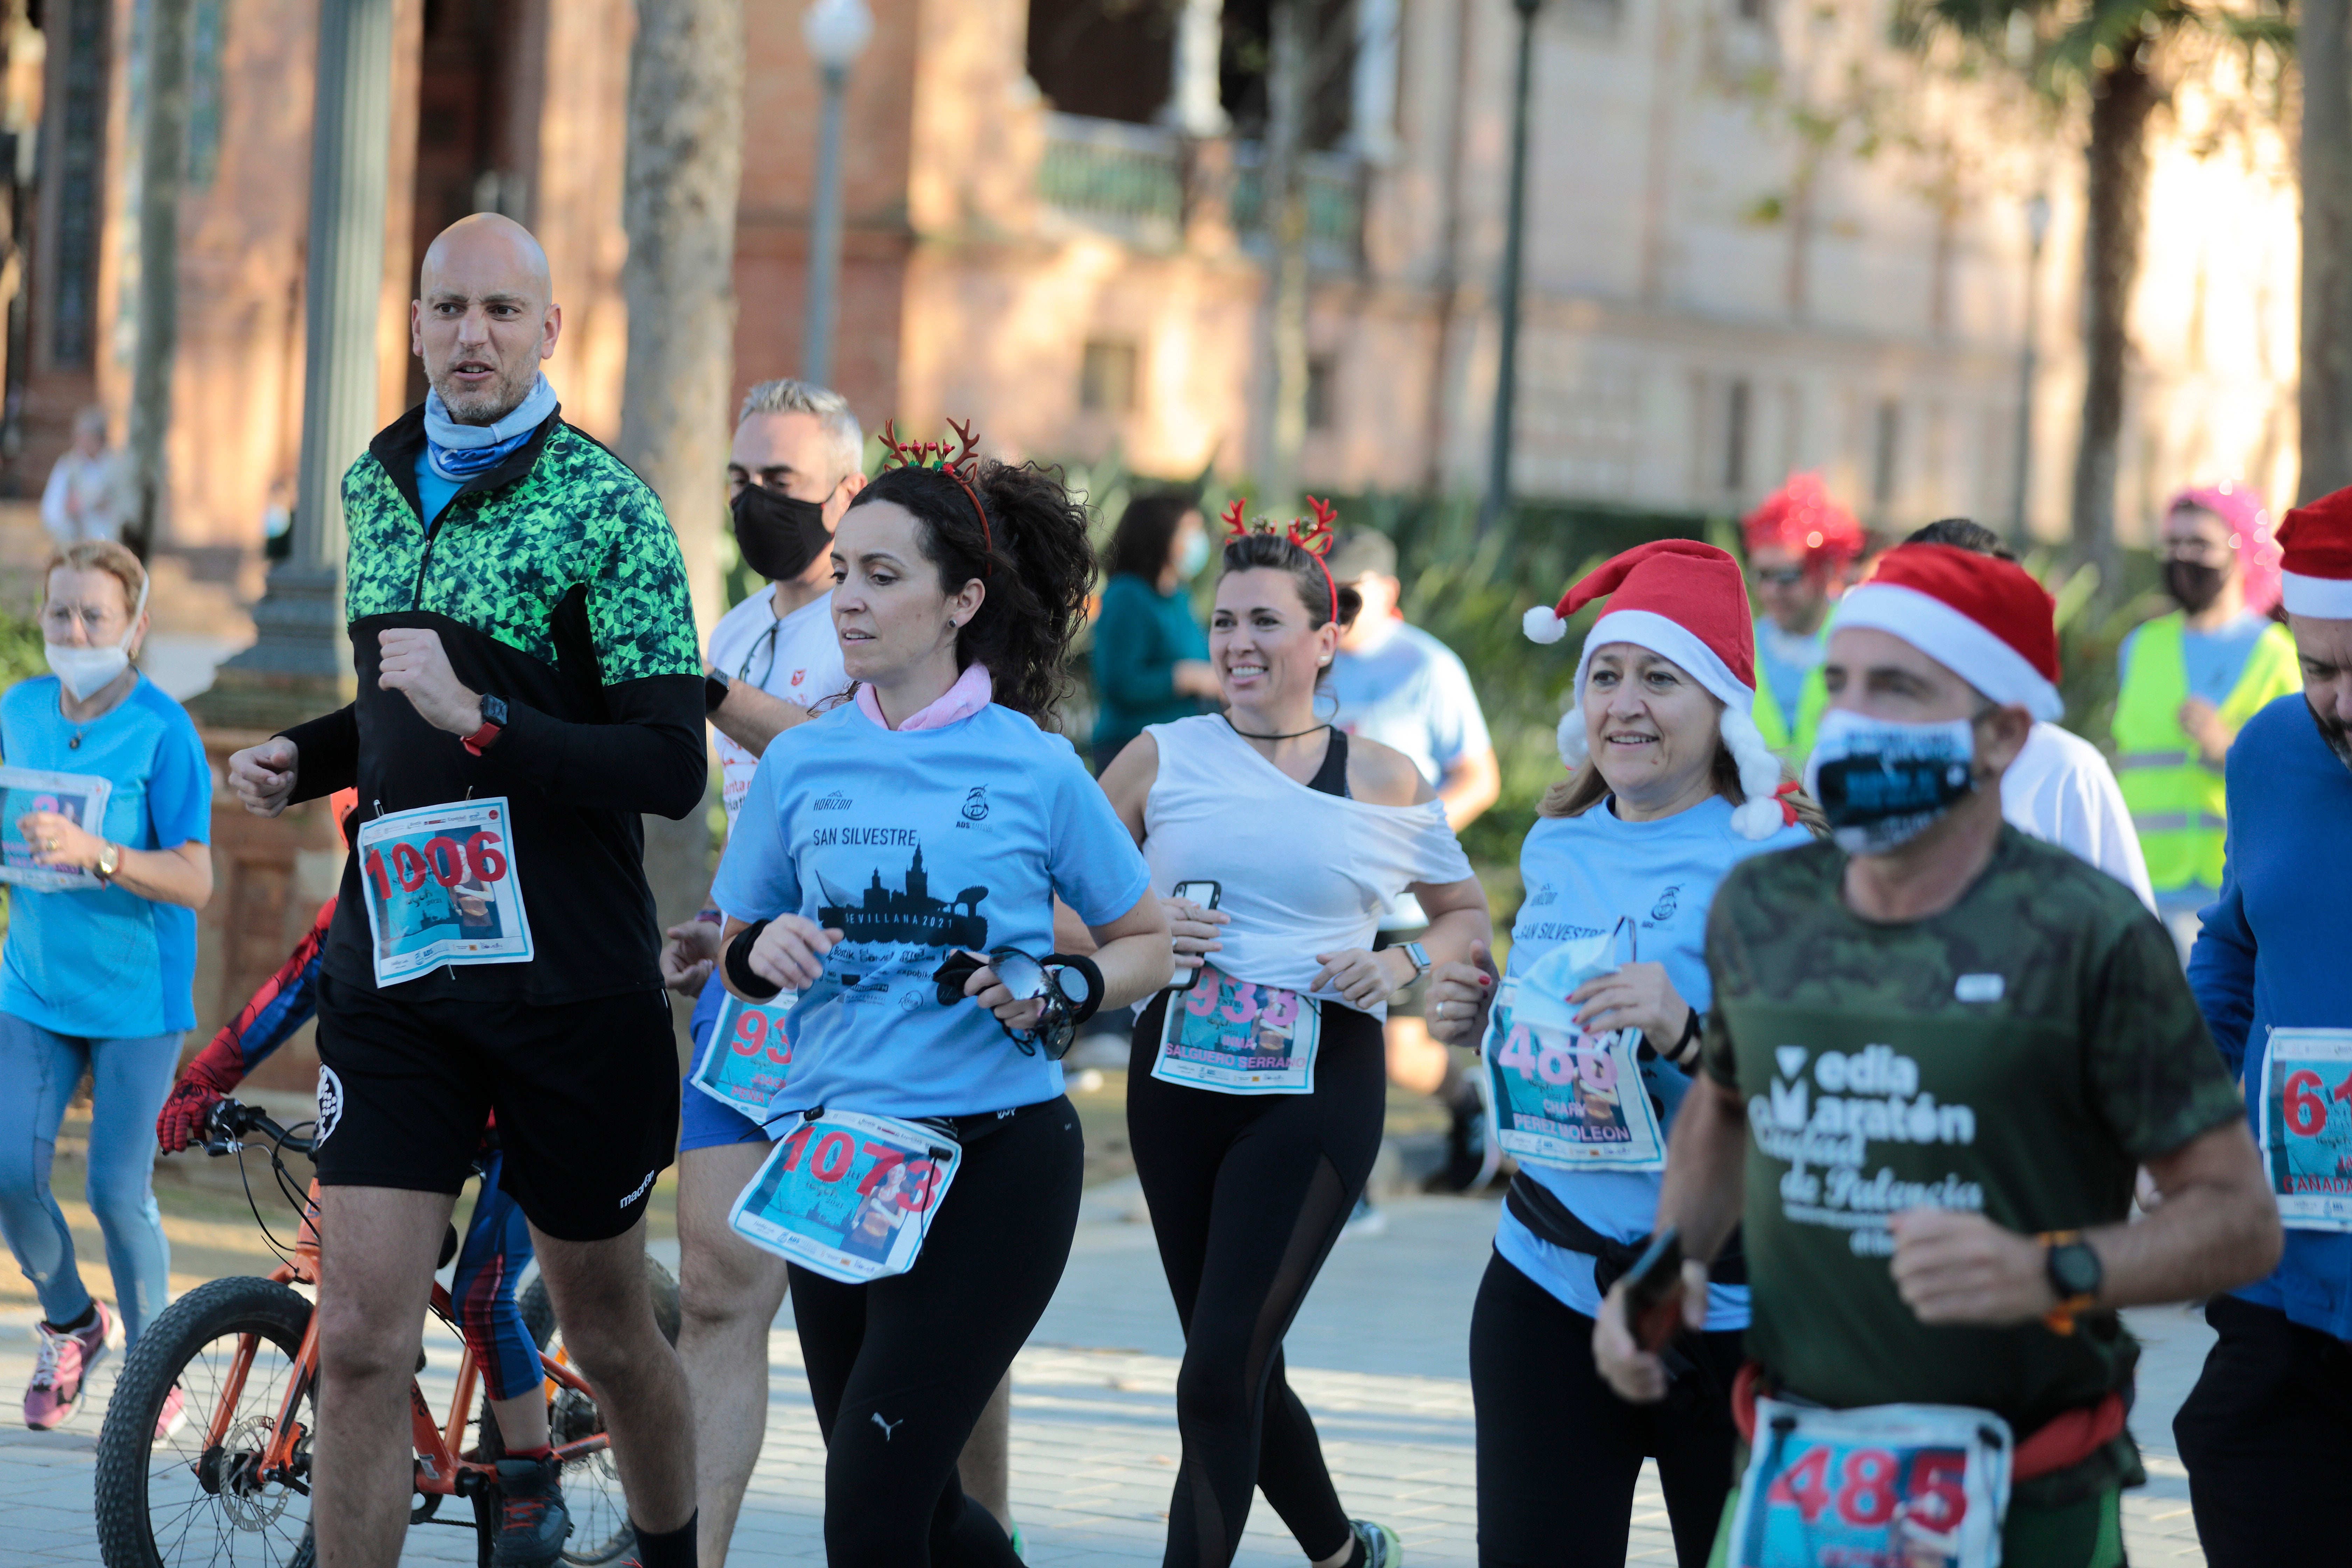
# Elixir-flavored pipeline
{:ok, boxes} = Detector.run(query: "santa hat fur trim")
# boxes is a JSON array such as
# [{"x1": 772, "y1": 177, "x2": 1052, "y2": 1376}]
[
  {"x1": 1830, "y1": 546, "x2": 2063, "y2": 720},
  {"x1": 2276, "y1": 487, "x2": 2352, "y2": 617}
]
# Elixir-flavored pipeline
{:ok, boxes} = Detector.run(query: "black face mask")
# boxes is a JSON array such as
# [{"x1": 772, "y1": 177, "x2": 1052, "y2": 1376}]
[
  {"x1": 2165, "y1": 558, "x2": 2228, "y2": 615},
  {"x1": 732, "y1": 484, "x2": 832, "y2": 582}
]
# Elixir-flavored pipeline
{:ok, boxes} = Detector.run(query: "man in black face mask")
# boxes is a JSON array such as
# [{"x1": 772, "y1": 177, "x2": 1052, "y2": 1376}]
[{"x1": 2112, "y1": 485, "x2": 2302, "y2": 958}]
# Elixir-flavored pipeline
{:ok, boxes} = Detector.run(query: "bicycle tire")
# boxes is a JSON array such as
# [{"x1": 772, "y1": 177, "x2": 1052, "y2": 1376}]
[
  {"x1": 477, "y1": 1258, "x2": 680, "y2": 1566},
  {"x1": 94, "y1": 1275, "x2": 317, "y2": 1568}
]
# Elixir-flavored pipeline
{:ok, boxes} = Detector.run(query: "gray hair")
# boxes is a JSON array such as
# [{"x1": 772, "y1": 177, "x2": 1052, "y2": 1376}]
[{"x1": 737, "y1": 378, "x2": 864, "y2": 487}]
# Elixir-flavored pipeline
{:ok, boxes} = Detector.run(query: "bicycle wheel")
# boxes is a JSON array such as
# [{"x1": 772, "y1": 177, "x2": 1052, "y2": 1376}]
[
  {"x1": 481, "y1": 1258, "x2": 680, "y2": 1567},
  {"x1": 94, "y1": 1276, "x2": 317, "y2": 1568}
]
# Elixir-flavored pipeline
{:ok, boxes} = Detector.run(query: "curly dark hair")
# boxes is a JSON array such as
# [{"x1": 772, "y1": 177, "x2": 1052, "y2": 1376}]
[
  {"x1": 1104, "y1": 491, "x2": 1199, "y2": 582},
  {"x1": 1219, "y1": 529, "x2": 1362, "y2": 633},
  {"x1": 848, "y1": 460, "x2": 1097, "y2": 722}
]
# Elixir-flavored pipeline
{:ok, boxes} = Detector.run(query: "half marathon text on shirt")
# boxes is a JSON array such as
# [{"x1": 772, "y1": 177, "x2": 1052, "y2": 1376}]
[{"x1": 1749, "y1": 1043, "x2": 1982, "y2": 1257}]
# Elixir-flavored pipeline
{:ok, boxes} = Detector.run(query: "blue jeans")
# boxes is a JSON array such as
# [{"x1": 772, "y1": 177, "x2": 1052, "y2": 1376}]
[{"x1": 0, "y1": 1013, "x2": 180, "y2": 1345}]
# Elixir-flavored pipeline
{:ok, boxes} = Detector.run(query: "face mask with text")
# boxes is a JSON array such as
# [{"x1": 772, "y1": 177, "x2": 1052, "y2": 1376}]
[{"x1": 1803, "y1": 708, "x2": 1978, "y2": 856}]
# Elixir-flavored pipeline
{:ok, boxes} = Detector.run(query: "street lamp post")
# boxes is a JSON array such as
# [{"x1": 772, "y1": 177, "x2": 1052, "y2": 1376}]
[
  {"x1": 802, "y1": 0, "x2": 872, "y2": 391},
  {"x1": 2009, "y1": 192, "x2": 2052, "y2": 546},
  {"x1": 1480, "y1": 0, "x2": 1542, "y2": 534}
]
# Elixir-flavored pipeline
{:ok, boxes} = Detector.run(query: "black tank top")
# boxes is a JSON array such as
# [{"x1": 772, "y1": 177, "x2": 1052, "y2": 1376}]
[{"x1": 1307, "y1": 728, "x2": 1350, "y2": 798}]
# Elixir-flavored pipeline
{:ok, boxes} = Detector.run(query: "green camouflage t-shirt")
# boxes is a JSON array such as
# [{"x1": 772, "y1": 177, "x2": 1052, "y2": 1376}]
[{"x1": 1702, "y1": 826, "x2": 2242, "y2": 1502}]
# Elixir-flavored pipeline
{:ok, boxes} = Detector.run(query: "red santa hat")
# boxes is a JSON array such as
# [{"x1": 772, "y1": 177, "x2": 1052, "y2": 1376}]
[
  {"x1": 1830, "y1": 544, "x2": 2063, "y2": 719},
  {"x1": 1521, "y1": 539, "x2": 1786, "y2": 839},
  {"x1": 2276, "y1": 486, "x2": 2352, "y2": 618},
  {"x1": 1742, "y1": 473, "x2": 1865, "y2": 565}
]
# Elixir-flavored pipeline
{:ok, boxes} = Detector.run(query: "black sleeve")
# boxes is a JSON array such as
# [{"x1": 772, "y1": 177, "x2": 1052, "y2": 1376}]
[
  {"x1": 481, "y1": 671, "x2": 708, "y2": 819},
  {"x1": 280, "y1": 705, "x2": 360, "y2": 804}
]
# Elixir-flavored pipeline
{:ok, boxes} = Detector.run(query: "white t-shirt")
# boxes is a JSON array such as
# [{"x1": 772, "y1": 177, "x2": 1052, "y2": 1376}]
[
  {"x1": 1139, "y1": 714, "x2": 1474, "y2": 1018},
  {"x1": 706, "y1": 587, "x2": 851, "y2": 828},
  {"x1": 1328, "y1": 618, "x2": 1492, "y2": 928},
  {"x1": 2000, "y1": 722, "x2": 2156, "y2": 912}
]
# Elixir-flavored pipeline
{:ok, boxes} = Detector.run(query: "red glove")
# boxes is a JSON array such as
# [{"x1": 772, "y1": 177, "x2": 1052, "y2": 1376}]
[{"x1": 156, "y1": 1039, "x2": 241, "y2": 1154}]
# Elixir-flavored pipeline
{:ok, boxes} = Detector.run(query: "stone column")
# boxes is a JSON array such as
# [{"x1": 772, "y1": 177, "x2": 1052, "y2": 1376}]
[{"x1": 1162, "y1": 0, "x2": 1228, "y2": 137}]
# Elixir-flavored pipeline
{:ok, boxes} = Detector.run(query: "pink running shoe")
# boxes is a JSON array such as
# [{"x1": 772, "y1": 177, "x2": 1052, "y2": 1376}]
[
  {"x1": 153, "y1": 1385, "x2": 188, "y2": 1443},
  {"x1": 23, "y1": 1301, "x2": 112, "y2": 1431}
]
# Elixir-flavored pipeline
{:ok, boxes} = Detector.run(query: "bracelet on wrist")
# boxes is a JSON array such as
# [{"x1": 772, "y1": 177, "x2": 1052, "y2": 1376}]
[{"x1": 724, "y1": 920, "x2": 782, "y2": 1002}]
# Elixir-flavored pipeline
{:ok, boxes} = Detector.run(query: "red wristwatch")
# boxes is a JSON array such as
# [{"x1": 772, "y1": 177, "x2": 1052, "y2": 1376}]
[{"x1": 462, "y1": 694, "x2": 509, "y2": 757}]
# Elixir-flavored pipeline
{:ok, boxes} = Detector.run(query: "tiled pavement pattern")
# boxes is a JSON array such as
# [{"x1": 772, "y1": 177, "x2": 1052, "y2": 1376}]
[{"x1": 2, "y1": 1181, "x2": 2219, "y2": 1565}]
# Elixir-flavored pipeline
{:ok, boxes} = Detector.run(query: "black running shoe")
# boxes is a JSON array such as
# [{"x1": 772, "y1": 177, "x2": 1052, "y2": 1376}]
[{"x1": 492, "y1": 1455, "x2": 571, "y2": 1568}]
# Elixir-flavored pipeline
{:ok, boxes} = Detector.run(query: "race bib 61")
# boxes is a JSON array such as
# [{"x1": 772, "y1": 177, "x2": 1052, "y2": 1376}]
[{"x1": 2257, "y1": 1028, "x2": 2352, "y2": 1233}]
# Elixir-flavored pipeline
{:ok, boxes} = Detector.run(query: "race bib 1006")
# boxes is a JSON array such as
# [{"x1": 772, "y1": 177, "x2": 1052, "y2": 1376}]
[
  {"x1": 1729, "y1": 1398, "x2": 2012, "y2": 1568},
  {"x1": 1152, "y1": 964, "x2": 1322, "y2": 1094},
  {"x1": 2257, "y1": 1028, "x2": 2352, "y2": 1233},
  {"x1": 727, "y1": 1110, "x2": 960, "y2": 1284},
  {"x1": 354, "y1": 799, "x2": 533, "y2": 986},
  {"x1": 0, "y1": 766, "x2": 112, "y2": 892},
  {"x1": 689, "y1": 990, "x2": 796, "y2": 1120},
  {"x1": 1481, "y1": 981, "x2": 1666, "y2": 1171}
]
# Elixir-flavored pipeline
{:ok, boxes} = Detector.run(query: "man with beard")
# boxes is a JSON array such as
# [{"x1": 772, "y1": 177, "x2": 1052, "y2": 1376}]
[
  {"x1": 2113, "y1": 484, "x2": 2301, "y2": 956},
  {"x1": 225, "y1": 214, "x2": 706, "y2": 1568},
  {"x1": 2170, "y1": 492, "x2": 2352, "y2": 1568}
]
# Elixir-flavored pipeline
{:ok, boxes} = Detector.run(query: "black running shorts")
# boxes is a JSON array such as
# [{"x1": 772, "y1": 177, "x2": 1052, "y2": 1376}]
[{"x1": 311, "y1": 973, "x2": 680, "y2": 1242}]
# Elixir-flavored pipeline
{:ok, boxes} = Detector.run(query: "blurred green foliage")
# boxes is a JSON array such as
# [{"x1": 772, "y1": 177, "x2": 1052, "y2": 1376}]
[{"x1": 0, "y1": 611, "x2": 45, "y2": 692}]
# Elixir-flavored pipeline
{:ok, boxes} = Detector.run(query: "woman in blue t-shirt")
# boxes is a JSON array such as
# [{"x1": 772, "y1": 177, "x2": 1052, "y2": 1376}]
[
  {"x1": 1425, "y1": 540, "x2": 1820, "y2": 1568},
  {"x1": 710, "y1": 442, "x2": 1171, "y2": 1566},
  {"x1": 0, "y1": 541, "x2": 213, "y2": 1433}
]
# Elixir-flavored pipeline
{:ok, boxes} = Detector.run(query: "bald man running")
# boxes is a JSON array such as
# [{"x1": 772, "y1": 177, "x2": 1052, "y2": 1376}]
[{"x1": 227, "y1": 215, "x2": 707, "y2": 1568}]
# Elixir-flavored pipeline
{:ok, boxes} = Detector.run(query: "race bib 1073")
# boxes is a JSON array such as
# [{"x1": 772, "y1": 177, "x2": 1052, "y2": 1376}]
[
  {"x1": 1481, "y1": 981, "x2": 1666, "y2": 1171},
  {"x1": 2257, "y1": 1028, "x2": 2352, "y2": 1233},
  {"x1": 689, "y1": 990, "x2": 796, "y2": 1121},
  {"x1": 354, "y1": 798, "x2": 533, "y2": 986},
  {"x1": 1729, "y1": 1398, "x2": 2012, "y2": 1568},
  {"x1": 727, "y1": 1110, "x2": 960, "y2": 1284},
  {"x1": 1152, "y1": 964, "x2": 1322, "y2": 1094}
]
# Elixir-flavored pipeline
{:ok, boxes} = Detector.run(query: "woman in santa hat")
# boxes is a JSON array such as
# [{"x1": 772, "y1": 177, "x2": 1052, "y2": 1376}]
[{"x1": 1422, "y1": 539, "x2": 1821, "y2": 1568}]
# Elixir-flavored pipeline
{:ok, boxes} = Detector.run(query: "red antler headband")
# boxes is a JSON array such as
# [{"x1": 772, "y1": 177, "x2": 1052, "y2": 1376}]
[
  {"x1": 879, "y1": 418, "x2": 992, "y2": 576},
  {"x1": 1222, "y1": 495, "x2": 1342, "y2": 624}
]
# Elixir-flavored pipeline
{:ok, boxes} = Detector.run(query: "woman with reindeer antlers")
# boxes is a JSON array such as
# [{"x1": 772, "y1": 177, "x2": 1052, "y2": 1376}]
[
  {"x1": 1097, "y1": 499, "x2": 1491, "y2": 1568},
  {"x1": 709, "y1": 421, "x2": 1172, "y2": 1566}
]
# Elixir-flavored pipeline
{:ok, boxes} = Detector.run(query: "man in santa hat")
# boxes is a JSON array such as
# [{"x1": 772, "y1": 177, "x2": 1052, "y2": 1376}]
[
  {"x1": 2169, "y1": 491, "x2": 2352, "y2": 1568},
  {"x1": 1742, "y1": 473, "x2": 1865, "y2": 768},
  {"x1": 1591, "y1": 542, "x2": 2281, "y2": 1566}
]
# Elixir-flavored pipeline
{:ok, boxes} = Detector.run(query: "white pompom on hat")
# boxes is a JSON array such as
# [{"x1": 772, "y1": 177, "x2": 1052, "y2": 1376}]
[{"x1": 1523, "y1": 539, "x2": 1788, "y2": 839}]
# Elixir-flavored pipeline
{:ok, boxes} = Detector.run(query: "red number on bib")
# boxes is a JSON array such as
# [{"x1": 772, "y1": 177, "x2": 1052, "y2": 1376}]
[
  {"x1": 777, "y1": 1124, "x2": 813, "y2": 1172},
  {"x1": 1222, "y1": 983, "x2": 1261, "y2": 1026},
  {"x1": 810, "y1": 1130, "x2": 854, "y2": 1182},
  {"x1": 465, "y1": 831, "x2": 509, "y2": 883},
  {"x1": 1765, "y1": 1445, "x2": 1832, "y2": 1523},
  {"x1": 1497, "y1": 1024, "x2": 1540, "y2": 1080},
  {"x1": 424, "y1": 835, "x2": 468, "y2": 888},
  {"x1": 2286, "y1": 1070, "x2": 2329, "y2": 1137},
  {"x1": 898, "y1": 1158, "x2": 940, "y2": 1211},
  {"x1": 2334, "y1": 1073, "x2": 2352, "y2": 1115},
  {"x1": 732, "y1": 1012, "x2": 768, "y2": 1058},
  {"x1": 1835, "y1": 1447, "x2": 1899, "y2": 1527},
  {"x1": 1911, "y1": 1450, "x2": 1969, "y2": 1531},
  {"x1": 856, "y1": 1144, "x2": 906, "y2": 1195},
  {"x1": 364, "y1": 848, "x2": 392, "y2": 901},
  {"x1": 391, "y1": 842, "x2": 430, "y2": 891}
]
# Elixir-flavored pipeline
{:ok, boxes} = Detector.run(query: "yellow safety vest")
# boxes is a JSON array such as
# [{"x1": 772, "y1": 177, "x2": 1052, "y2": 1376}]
[
  {"x1": 1752, "y1": 628, "x2": 1830, "y2": 769},
  {"x1": 2112, "y1": 612, "x2": 2302, "y2": 892}
]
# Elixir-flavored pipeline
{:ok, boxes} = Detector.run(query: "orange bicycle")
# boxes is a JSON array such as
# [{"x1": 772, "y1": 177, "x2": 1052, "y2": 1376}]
[{"x1": 93, "y1": 1099, "x2": 679, "y2": 1568}]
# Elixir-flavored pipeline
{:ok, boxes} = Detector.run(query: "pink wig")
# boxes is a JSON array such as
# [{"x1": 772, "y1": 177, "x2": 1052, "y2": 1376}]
[{"x1": 2168, "y1": 481, "x2": 2281, "y2": 614}]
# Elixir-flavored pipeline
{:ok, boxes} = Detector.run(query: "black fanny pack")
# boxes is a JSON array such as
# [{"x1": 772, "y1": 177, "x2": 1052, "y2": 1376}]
[{"x1": 1505, "y1": 1170, "x2": 1747, "y2": 1290}]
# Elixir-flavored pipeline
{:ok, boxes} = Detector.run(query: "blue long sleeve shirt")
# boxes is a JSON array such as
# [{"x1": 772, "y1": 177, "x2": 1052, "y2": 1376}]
[{"x1": 2188, "y1": 692, "x2": 2352, "y2": 1342}]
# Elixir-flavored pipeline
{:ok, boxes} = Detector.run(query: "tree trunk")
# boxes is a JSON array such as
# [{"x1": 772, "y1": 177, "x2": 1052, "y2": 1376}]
[
  {"x1": 128, "y1": 0, "x2": 194, "y2": 560},
  {"x1": 618, "y1": 0, "x2": 744, "y2": 967},
  {"x1": 2302, "y1": 0, "x2": 2352, "y2": 501},
  {"x1": 2068, "y1": 48, "x2": 2158, "y2": 589},
  {"x1": 1259, "y1": 0, "x2": 1310, "y2": 515}
]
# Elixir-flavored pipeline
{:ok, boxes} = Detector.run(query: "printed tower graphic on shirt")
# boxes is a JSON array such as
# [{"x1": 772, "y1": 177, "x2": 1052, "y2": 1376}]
[{"x1": 817, "y1": 847, "x2": 988, "y2": 948}]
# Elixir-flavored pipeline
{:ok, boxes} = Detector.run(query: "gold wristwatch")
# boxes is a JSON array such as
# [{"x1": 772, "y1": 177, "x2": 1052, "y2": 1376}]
[{"x1": 95, "y1": 841, "x2": 121, "y2": 882}]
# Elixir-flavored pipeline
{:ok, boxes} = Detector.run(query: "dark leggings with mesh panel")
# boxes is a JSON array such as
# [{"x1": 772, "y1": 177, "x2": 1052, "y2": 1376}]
[{"x1": 1127, "y1": 991, "x2": 1387, "y2": 1568}]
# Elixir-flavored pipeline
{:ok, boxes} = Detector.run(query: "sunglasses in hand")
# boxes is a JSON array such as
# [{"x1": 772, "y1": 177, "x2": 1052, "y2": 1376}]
[{"x1": 931, "y1": 947, "x2": 1080, "y2": 1060}]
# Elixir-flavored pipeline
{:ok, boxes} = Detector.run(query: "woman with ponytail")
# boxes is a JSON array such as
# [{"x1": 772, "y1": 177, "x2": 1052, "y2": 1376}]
[
  {"x1": 708, "y1": 424, "x2": 1171, "y2": 1566},
  {"x1": 1098, "y1": 501, "x2": 1491, "y2": 1568}
]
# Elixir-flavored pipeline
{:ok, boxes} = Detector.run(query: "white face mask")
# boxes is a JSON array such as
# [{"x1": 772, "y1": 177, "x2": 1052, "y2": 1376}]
[
  {"x1": 1803, "y1": 708, "x2": 1980, "y2": 856},
  {"x1": 46, "y1": 578, "x2": 148, "y2": 701}
]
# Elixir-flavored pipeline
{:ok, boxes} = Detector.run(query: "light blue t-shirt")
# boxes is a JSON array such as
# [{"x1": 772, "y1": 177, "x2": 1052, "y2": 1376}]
[
  {"x1": 710, "y1": 700, "x2": 1153, "y2": 1120},
  {"x1": 1494, "y1": 793, "x2": 1811, "y2": 1329},
  {"x1": 1, "y1": 674, "x2": 212, "y2": 1038},
  {"x1": 415, "y1": 450, "x2": 463, "y2": 526},
  {"x1": 2117, "y1": 610, "x2": 2269, "y2": 706}
]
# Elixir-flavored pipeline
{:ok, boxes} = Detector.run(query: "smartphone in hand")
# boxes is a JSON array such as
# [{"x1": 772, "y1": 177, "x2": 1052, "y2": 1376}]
[
  {"x1": 1168, "y1": 880, "x2": 1222, "y2": 992},
  {"x1": 1620, "y1": 1228, "x2": 1685, "y2": 1353}
]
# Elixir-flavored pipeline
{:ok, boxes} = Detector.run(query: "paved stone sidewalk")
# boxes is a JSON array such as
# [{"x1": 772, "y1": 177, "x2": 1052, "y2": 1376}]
[{"x1": 0, "y1": 1184, "x2": 2218, "y2": 1565}]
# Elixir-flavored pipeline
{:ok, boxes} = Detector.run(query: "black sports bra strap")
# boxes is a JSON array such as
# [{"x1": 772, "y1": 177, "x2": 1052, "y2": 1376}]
[{"x1": 1307, "y1": 728, "x2": 1350, "y2": 798}]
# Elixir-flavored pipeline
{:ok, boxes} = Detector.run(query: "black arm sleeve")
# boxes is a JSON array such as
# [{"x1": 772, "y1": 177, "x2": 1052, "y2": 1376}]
[
  {"x1": 280, "y1": 705, "x2": 360, "y2": 804},
  {"x1": 483, "y1": 672, "x2": 708, "y2": 819}
]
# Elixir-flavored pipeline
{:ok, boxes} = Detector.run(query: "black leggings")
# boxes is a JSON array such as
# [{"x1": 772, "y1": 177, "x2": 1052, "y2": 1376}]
[
  {"x1": 1470, "y1": 1250, "x2": 1745, "y2": 1567},
  {"x1": 789, "y1": 1097, "x2": 1085, "y2": 1567},
  {"x1": 1127, "y1": 991, "x2": 1387, "y2": 1568}
]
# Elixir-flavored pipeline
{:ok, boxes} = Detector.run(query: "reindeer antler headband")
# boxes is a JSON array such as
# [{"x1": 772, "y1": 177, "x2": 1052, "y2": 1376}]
[
  {"x1": 1222, "y1": 495, "x2": 1341, "y2": 624},
  {"x1": 878, "y1": 418, "x2": 992, "y2": 577}
]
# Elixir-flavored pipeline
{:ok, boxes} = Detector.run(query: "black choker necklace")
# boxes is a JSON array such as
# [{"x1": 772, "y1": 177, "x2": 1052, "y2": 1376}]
[{"x1": 1222, "y1": 716, "x2": 1330, "y2": 742}]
